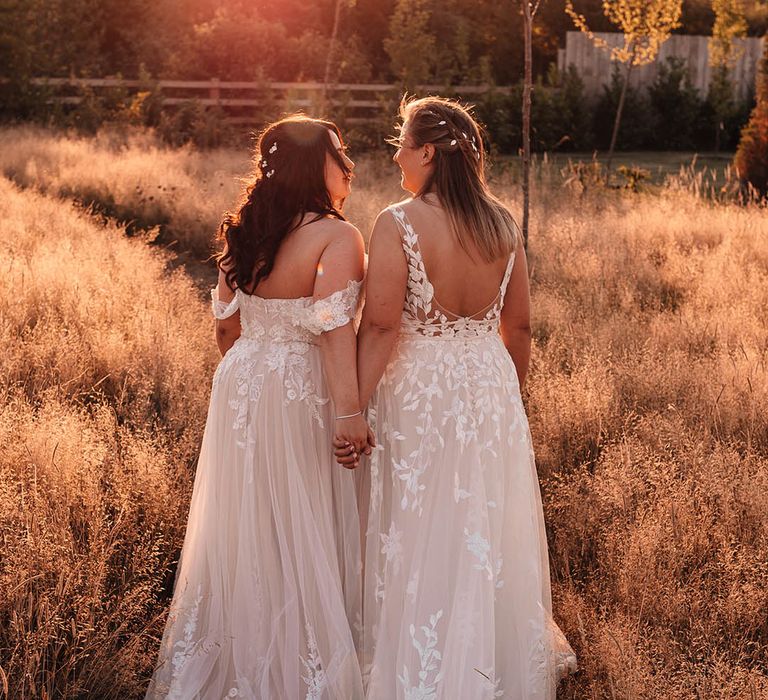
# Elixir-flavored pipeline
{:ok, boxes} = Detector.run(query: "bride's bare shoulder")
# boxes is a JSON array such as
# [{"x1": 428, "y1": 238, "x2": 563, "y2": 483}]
[
  {"x1": 302, "y1": 216, "x2": 362, "y2": 245},
  {"x1": 382, "y1": 197, "x2": 414, "y2": 214},
  {"x1": 372, "y1": 197, "x2": 415, "y2": 231}
]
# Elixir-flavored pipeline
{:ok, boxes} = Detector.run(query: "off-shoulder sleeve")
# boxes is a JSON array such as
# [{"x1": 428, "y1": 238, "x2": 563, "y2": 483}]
[
  {"x1": 211, "y1": 286, "x2": 240, "y2": 319},
  {"x1": 301, "y1": 279, "x2": 363, "y2": 335}
]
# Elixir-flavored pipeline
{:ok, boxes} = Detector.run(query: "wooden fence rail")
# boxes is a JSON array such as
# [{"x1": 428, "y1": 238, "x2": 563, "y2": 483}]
[{"x1": 17, "y1": 78, "x2": 513, "y2": 125}]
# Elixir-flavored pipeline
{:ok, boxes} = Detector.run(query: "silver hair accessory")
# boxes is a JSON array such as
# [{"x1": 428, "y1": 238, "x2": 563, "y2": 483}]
[
  {"x1": 262, "y1": 142, "x2": 277, "y2": 177},
  {"x1": 439, "y1": 120, "x2": 446, "y2": 125},
  {"x1": 470, "y1": 135, "x2": 480, "y2": 159}
]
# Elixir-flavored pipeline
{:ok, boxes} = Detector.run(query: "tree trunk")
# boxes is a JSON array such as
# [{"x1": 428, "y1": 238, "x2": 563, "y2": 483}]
[
  {"x1": 322, "y1": 0, "x2": 344, "y2": 116},
  {"x1": 607, "y1": 46, "x2": 637, "y2": 173},
  {"x1": 521, "y1": 2, "x2": 534, "y2": 250}
]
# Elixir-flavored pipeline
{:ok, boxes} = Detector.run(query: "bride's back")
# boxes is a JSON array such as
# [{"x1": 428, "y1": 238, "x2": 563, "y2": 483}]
[
  {"x1": 250, "y1": 215, "x2": 355, "y2": 299},
  {"x1": 400, "y1": 197, "x2": 511, "y2": 317}
]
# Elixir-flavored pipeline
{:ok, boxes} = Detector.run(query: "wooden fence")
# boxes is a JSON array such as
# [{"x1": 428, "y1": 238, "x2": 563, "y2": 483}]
[
  {"x1": 22, "y1": 78, "x2": 512, "y2": 125},
  {"x1": 558, "y1": 31, "x2": 765, "y2": 101}
]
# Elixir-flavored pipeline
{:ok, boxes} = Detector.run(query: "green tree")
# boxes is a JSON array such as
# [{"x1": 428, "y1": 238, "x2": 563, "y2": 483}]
[
  {"x1": 648, "y1": 57, "x2": 703, "y2": 149},
  {"x1": 565, "y1": 0, "x2": 683, "y2": 170},
  {"x1": 384, "y1": 0, "x2": 436, "y2": 87}
]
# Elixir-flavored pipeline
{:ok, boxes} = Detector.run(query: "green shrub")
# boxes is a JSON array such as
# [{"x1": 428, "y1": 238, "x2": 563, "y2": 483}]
[
  {"x1": 474, "y1": 66, "x2": 594, "y2": 155},
  {"x1": 700, "y1": 66, "x2": 755, "y2": 152},
  {"x1": 532, "y1": 64, "x2": 593, "y2": 152},
  {"x1": 157, "y1": 100, "x2": 234, "y2": 149},
  {"x1": 593, "y1": 65, "x2": 654, "y2": 150},
  {"x1": 648, "y1": 57, "x2": 704, "y2": 150},
  {"x1": 474, "y1": 86, "x2": 522, "y2": 154}
]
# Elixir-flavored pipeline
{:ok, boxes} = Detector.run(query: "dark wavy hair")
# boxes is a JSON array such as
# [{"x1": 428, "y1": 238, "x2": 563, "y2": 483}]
[
  {"x1": 393, "y1": 96, "x2": 518, "y2": 262},
  {"x1": 217, "y1": 115, "x2": 350, "y2": 293}
]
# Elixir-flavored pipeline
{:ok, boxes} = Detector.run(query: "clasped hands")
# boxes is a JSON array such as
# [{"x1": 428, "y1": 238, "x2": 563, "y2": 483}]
[{"x1": 333, "y1": 412, "x2": 375, "y2": 469}]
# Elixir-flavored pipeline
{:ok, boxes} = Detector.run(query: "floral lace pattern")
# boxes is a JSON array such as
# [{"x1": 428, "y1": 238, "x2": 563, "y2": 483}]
[
  {"x1": 301, "y1": 623, "x2": 328, "y2": 700},
  {"x1": 397, "y1": 610, "x2": 444, "y2": 700},
  {"x1": 166, "y1": 584, "x2": 204, "y2": 700},
  {"x1": 299, "y1": 279, "x2": 363, "y2": 335},
  {"x1": 390, "y1": 206, "x2": 515, "y2": 340},
  {"x1": 210, "y1": 281, "x2": 362, "y2": 432}
]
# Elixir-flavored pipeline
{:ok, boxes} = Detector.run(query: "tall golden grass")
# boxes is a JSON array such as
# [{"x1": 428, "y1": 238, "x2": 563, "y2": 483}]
[
  {"x1": 0, "y1": 172, "x2": 217, "y2": 698},
  {"x1": 0, "y1": 126, "x2": 249, "y2": 259},
  {"x1": 1, "y1": 125, "x2": 767, "y2": 698}
]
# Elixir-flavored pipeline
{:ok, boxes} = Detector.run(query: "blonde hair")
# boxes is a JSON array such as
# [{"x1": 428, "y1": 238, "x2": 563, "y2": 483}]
[{"x1": 398, "y1": 96, "x2": 518, "y2": 262}]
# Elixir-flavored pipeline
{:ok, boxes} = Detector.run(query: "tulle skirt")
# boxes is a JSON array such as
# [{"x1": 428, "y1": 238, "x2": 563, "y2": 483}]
[
  {"x1": 146, "y1": 338, "x2": 364, "y2": 699},
  {"x1": 357, "y1": 333, "x2": 577, "y2": 700}
]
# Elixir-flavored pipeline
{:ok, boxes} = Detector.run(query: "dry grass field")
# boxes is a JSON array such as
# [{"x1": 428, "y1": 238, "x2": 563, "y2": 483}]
[{"x1": 1, "y1": 125, "x2": 767, "y2": 699}]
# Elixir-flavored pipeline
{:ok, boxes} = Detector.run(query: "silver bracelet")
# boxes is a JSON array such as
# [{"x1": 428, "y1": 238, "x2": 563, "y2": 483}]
[{"x1": 335, "y1": 410, "x2": 362, "y2": 420}]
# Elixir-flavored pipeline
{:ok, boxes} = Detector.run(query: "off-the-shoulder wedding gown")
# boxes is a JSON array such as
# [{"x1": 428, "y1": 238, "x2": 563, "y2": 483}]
[{"x1": 146, "y1": 281, "x2": 364, "y2": 700}]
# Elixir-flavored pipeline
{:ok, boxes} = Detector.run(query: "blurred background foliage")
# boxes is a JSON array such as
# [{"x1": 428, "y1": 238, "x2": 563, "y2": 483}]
[{"x1": 0, "y1": 0, "x2": 765, "y2": 153}]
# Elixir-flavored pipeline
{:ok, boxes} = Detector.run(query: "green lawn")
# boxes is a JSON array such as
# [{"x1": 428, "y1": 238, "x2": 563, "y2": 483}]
[{"x1": 490, "y1": 151, "x2": 737, "y2": 188}]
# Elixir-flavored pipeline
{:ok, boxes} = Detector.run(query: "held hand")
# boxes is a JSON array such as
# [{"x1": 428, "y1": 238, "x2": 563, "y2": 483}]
[
  {"x1": 334, "y1": 413, "x2": 372, "y2": 469},
  {"x1": 333, "y1": 435, "x2": 358, "y2": 468},
  {"x1": 333, "y1": 415, "x2": 375, "y2": 469}
]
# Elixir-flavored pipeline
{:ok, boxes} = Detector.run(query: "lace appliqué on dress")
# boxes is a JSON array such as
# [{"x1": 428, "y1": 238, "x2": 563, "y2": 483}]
[
  {"x1": 301, "y1": 623, "x2": 328, "y2": 700},
  {"x1": 299, "y1": 279, "x2": 363, "y2": 335},
  {"x1": 397, "y1": 609, "x2": 444, "y2": 700},
  {"x1": 389, "y1": 205, "x2": 515, "y2": 340},
  {"x1": 211, "y1": 287, "x2": 240, "y2": 320}
]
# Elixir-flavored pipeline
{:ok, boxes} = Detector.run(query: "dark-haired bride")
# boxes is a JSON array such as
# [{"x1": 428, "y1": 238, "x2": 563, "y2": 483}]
[{"x1": 146, "y1": 116, "x2": 368, "y2": 699}]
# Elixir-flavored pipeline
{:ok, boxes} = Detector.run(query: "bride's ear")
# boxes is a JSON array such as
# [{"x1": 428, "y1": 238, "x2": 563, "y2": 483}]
[{"x1": 421, "y1": 144, "x2": 435, "y2": 166}]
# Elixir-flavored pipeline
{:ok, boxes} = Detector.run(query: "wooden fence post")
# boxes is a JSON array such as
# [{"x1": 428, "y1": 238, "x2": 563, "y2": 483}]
[{"x1": 210, "y1": 78, "x2": 220, "y2": 105}]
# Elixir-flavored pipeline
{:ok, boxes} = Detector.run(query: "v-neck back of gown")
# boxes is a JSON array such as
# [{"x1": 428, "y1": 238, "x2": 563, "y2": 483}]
[{"x1": 390, "y1": 205, "x2": 515, "y2": 340}]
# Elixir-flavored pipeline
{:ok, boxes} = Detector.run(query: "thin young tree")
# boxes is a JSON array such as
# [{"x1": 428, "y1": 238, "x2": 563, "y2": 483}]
[
  {"x1": 708, "y1": 0, "x2": 748, "y2": 151},
  {"x1": 322, "y1": 0, "x2": 355, "y2": 116},
  {"x1": 520, "y1": 0, "x2": 543, "y2": 249},
  {"x1": 565, "y1": 0, "x2": 683, "y2": 171}
]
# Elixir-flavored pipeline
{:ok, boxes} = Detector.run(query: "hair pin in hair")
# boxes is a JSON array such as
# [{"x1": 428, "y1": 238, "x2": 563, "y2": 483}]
[
  {"x1": 450, "y1": 139, "x2": 457, "y2": 146},
  {"x1": 439, "y1": 120, "x2": 446, "y2": 125},
  {"x1": 266, "y1": 170, "x2": 275, "y2": 178},
  {"x1": 261, "y1": 159, "x2": 268, "y2": 168},
  {"x1": 269, "y1": 142, "x2": 278, "y2": 154}
]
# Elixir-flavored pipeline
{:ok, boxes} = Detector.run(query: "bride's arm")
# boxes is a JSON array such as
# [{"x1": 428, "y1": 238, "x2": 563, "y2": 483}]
[
  {"x1": 213, "y1": 267, "x2": 241, "y2": 357},
  {"x1": 356, "y1": 211, "x2": 408, "y2": 408},
  {"x1": 499, "y1": 241, "x2": 532, "y2": 390},
  {"x1": 314, "y1": 223, "x2": 369, "y2": 459}
]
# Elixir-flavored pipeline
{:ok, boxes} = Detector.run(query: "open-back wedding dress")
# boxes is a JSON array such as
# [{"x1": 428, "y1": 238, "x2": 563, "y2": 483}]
[{"x1": 358, "y1": 205, "x2": 577, "y2": 700}]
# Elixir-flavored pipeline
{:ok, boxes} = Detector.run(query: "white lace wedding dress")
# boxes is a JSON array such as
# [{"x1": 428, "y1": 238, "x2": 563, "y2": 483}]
[
  {"x1": 146, "y1": 281, "x2": 365, "y2": 700},
  {"x1": 358, "y1": 205, "x2": 577, "y2": 699}
]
